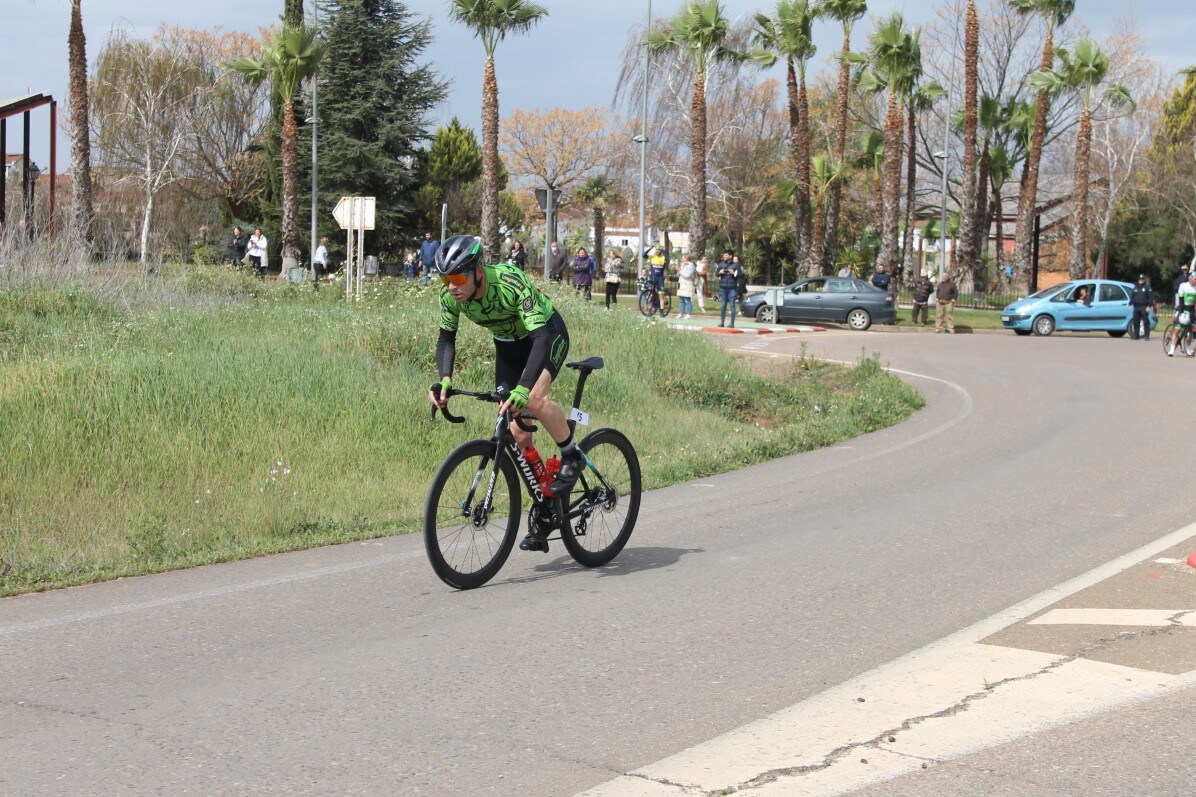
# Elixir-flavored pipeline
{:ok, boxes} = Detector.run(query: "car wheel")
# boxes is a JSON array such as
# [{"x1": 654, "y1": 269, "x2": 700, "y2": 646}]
[
  {"x1": 846, "y1": 308, "x2": 872, "y2": 331},
  {"x1": 1013, "y1": 329, "x2": 1032, "y2": 336},
  {"x1": 1107, "y1": 329, "x2": 1127, "y2": 338},
  {"x1": 756, "y1": 305, "x2": 776, "y2": 324},
  {"x1": 1032, "y1": 314, "x2": 1055, "y2": 336}
]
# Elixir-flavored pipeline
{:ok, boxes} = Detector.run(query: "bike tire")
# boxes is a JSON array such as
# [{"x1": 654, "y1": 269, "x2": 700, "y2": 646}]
[
  {"x1": 558, "y1": 428, "x2": 642, "y2": 568},
  {"x1": 1185, "y1": 329, "x2": 1196, "y2": 357},
  {"x1": 1163, "y1": 324, "x2": 1177, "y2": 355},
  {"x1": 658, "y1": 289, "x2": 671, "y2": 318},
  {"x1": 638, "y1": 290, "x2": 655, "y2": 317},
  {"x1": 424, "y1": 439, "x2": 520, "y2": 589}
]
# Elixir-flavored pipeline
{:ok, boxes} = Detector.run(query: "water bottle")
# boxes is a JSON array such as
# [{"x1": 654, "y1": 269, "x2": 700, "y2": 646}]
[
  {"x1": 543, "y1": 456, "x2": 562, "y2": 496},
  {"x1": 524, "y1": 446, "x2": 547, "y2": 487}
]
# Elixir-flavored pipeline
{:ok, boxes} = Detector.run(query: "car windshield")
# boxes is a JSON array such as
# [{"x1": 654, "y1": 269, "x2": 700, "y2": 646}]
[{"x1": 1029, "y1": 282, "x2": 1073, "y2": 300}]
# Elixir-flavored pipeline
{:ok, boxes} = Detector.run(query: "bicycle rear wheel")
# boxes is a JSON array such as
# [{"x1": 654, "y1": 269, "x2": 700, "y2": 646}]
[
  {"x1": 424, "y1": 440, "x2": 520, "y2": 589},
  {"x1": 558, "y1": 428, "x2": 641, "y2": 567}
]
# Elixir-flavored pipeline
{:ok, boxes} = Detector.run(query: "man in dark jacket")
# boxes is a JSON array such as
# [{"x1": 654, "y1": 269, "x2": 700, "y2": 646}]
[
  {"x1": 418, "y1": 231, "x2": 440, "y2": 285},
  {"x1": 1130, "y1": 274, "x2": 1154, "y2": 340},
  {"x1": 716, "y1": 251, "x2": 744, "y2": 328},
  {"x1": 911, "y1": 273, "x2": 933, "y2": 326},
  {"x1": 935, "y1": 271, "x2": 958, "y2": 334},
  {"x1": 871, "y1": 264, "x2": 892, "y2": 291},
  {"x1": 547, "y1": 241, "x2": 567, "y2": 282}
]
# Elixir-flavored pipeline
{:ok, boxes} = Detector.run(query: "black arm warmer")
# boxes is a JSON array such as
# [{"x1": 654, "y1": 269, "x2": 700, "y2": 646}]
[
  {"x1": 436, "y1": 328, "x2": 457, "y2": 379},
  {"x1": 519, "y1": 326, "x2": 551, "y2": 390}
]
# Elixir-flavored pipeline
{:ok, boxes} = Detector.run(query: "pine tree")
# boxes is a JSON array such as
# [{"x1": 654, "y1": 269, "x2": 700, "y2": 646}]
[{"x1": 310, "y1": 0, "x2": 447, "y2": 253}]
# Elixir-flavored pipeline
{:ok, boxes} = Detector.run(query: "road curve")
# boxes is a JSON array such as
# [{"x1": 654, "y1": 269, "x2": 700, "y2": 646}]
[{"x1": 1, "y1": 328, "x2": 1193, "y2": 796}]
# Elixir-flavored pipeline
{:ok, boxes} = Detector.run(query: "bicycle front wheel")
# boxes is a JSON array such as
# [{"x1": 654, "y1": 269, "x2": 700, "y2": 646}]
[
  {"x1": 657, "y1": 289, "x2": 671, "y2": 317},
  {"x1": 1163, "y1": 324, "x2": 1177, "y2": 355},
  {"x1": 424, "y1": 440, "x2": 520, "y2": 589},
  {"x1": 639, "y1": 290, "x2": 655, "y2": 317},
  {"x1": 1184, "y1": 329, "x2": 1196, "y2": 357},
  {"x1": 558, "y1": 428, "x2": 642, "y2": 567}
]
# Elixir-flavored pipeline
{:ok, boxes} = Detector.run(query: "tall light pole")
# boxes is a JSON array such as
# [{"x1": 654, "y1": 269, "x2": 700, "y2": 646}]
[
  {"x1": 637, "y1": 0, "x2": 653, "y2": 277},
  {"x1": 937, "y1": 0, "x2": 961, "y2": 281},
  {"x1": 309, "y1": 0, "x2": 320, "y2": 287}
]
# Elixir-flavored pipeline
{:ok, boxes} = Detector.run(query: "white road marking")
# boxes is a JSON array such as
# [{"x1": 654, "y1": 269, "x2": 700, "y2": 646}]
[
  {"x1": 0, "y1": 549, "x2": 424, "y2": 637},
  {"x1": 577, "y1": 523, "x2": 1196, "y2": 797},
  {"x1": 1028, "y1": 608, "x2": 1196, "y2": 627}
]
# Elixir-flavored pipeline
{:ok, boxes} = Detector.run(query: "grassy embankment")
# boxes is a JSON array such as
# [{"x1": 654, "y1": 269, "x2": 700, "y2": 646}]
[{"x1": 0, "y1": 260, "x2": 923, "y2": 596}]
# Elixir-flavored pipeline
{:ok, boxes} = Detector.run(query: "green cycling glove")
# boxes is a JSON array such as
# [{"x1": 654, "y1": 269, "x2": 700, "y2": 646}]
[
  {"x1": 438, "y1": 377, "x2": 452, "y2": 396},
  {"x1": 508, "y1": 385, "x2": 530, "y2": 411}
]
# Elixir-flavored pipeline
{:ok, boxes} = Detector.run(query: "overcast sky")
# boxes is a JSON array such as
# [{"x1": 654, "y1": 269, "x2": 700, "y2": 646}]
[{"x1": 4, "y1": 0, "x2": 1193, "y2": 168}]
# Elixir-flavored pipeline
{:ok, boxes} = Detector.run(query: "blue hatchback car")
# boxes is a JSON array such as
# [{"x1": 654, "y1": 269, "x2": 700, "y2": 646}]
[{"x1": 1000, "y1": 279, "x2": 1157, "y2": 337}]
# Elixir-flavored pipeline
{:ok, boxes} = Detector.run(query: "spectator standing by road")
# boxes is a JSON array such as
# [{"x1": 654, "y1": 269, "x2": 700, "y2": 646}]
[
  {"x1": 838, "y1": 262, "x2": 854, "y2": 278},
  {"x1": 313, "y1": 236, "x2": 329, "y2": 282},
  {"x1": 676, "y1": 254, "x2": 696, "y2": 319},
  {"x1": 602, "y1": 249, "x2": 623, "y2": 309},
  {"x1": 871, "y1": 264, "x2": 891, "y2": 291},
  {"x1": 548, "y1": 241, "x2": 567, "y2": 282},
  {"x1": 571, "y1": 247, "x2": 595, "y2": 301},
  {"x1": 508, "y1": 240, "x2": 527, "y2": 271},
  {"x1": 733, "y1": 255, "x2": 748, "y2": 299},
  {"x1": 911, "y1": 273, "x2": 933, "y2": 326},
  {"x1": 419, "y1": 231, "x2": 440, "y2": 285},
  {"x1": 935, "y1": 271, "x2": 958, "y2": 333},
  {"x1": 247, "y1": 227, "x2": 268, "y2": 279},
  {"x1": 1174, "y1": 263, "x2": 1190, "y2": 297},
  {"x1": 717, "y1": 251, "x2": 744, "y2": 328},
  {"x1": 694, "y1": 256, "x2": 708, "y2": 313},
  {"x1": 1130, "y1": 274, "x2": 1154, "y2": 340},
  {"x1": 228, "y1": 226, "x2": 248, "y2": 266}
]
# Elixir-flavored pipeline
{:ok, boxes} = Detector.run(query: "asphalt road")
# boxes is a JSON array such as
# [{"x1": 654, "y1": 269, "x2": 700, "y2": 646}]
[{"x1": 2, "y1": 326, "x2": 1194, "y2": 796}]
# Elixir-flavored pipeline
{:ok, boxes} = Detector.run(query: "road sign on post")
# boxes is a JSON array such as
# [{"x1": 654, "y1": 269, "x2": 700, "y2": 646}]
[{"x1": 333, "y1": 196, "x2": 376, "y2": 300}]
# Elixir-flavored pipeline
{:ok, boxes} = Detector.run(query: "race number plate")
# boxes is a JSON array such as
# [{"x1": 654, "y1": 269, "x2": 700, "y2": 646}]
[{"x1": 568, "y1": 408, "x2": 590, "y2": 426}]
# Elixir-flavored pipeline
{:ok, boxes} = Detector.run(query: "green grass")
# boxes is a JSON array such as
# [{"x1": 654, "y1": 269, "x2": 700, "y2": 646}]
[{"x1": 0, "y1": 266, "x2": 923, "y2": 595}]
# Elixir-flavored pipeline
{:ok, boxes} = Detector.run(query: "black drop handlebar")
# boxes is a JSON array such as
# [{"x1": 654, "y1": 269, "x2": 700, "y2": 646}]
[{"x1": 429, "y1": 383, "x2": 538, "y2": 433}]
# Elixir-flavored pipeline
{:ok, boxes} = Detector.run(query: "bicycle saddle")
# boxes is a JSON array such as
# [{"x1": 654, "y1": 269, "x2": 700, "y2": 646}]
[{"x1": 566, "y1": 356, "x2": 604, "y2": 373}]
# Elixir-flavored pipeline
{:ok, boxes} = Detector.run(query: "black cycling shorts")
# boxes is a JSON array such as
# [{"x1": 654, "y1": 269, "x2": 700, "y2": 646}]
[{"x1": 495, "y1": 311, "x2": 569, "y2": 392}]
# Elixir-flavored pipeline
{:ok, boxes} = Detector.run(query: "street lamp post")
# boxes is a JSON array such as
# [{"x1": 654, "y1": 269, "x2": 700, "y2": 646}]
[
  {"x1": 637, "y1": 0, "x2": 652, "y2": 277},
  {"x1": 310, "y1": 0, "x2": 319, "y2": 288},
  {"x1": 937, "y1": 0, "x2": 961, "y2": 281}
]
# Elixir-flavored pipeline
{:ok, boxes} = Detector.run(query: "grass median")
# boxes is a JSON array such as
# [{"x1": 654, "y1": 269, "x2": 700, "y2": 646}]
[{"x1": 0, "y1": 264, "x2": 923, "y2": 596}]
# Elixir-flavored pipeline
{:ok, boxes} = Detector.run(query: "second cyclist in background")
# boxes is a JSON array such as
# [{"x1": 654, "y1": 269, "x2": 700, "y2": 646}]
[{"x1": 1170, "y1": 272, "x2": 1196, "y2": 356}]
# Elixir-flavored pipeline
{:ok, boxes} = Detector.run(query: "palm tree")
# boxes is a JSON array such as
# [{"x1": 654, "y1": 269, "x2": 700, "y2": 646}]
[
  {"x1": 576, "y1": 175, "x2": 622, "y2": 266},
  {"x1": 808, "y1": 153, "x2": 847, "y2": 272},
  {"x1": 955, "y1": 0, "x2": 981, "y2": 278},
  {"x1": 752, "y1": 1, "x2": 817, "y2": 269},
  {"x1": 647, "y1": 0, "x2": 740, "y2": 265},
  {"x1": 860, "y1": 13, "x2": 921, "y2": 274},
  {"x1": 227, "y1": 25, "x2": 325, "y2": 270},
  {"x1": 67, "y1": 0, "x2": 94, "y2": 243},
  {"x1": 1028, "y1": 39, "x2": 1133, "y2": 278},
  {"x1": 817, "y1": 0, "x2": 867, "y2": 270},
  {"x1": 449, "y1": 0, "x2": 548, "y2": 262},
  {"x1": 1009, "y1": 0, "x2": 1075, "y2": 279}
]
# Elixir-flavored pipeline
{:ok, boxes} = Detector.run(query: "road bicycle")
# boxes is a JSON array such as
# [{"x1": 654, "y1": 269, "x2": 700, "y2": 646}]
[
  {"x1": 1162, "y1": 318, "x2": 1196, "y2": 357},
  {"x1": 637, "y1": 276, "x2": 671, "y2": 318},
  {"x1": 424, "y1": 356, "x2": 641, "y2": 590}
]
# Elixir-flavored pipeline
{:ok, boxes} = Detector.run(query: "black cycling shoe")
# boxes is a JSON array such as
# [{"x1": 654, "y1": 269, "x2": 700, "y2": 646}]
[
  {"x1": 519, "y1": 533, "x2": 549, "y2": 553},
  {"x1": 550, "y1": 452, "x2": 586, "y2": 496}
]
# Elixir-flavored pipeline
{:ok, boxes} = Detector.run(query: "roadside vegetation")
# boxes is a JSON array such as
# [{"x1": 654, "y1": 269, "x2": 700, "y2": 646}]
[{"x1": 0, "y1": 249, "x2": 922, "y2": 597}]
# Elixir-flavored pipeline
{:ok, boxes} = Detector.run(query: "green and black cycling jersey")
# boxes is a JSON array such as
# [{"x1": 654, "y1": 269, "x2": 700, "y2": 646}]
[{"x1": 436, "y1": 262, "x2": 567, "y2": 390}]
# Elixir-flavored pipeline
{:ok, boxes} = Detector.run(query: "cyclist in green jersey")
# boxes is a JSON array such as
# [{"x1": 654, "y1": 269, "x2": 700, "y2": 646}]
[
  {"x1": 427, "y1": 235, "x2": 585, "y2": 551},
  {"x1": 1172, "y1": 273, "x2": 1196, "y2": 355}
]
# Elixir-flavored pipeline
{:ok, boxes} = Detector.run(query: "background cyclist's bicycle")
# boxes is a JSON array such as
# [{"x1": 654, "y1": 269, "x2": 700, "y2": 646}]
[
  {"x1": 425, "y1": 357, "x2": 641, "y2": 589},
  {"x1": 637, "y1": 276, "x2": 671, "y2": 318}
]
